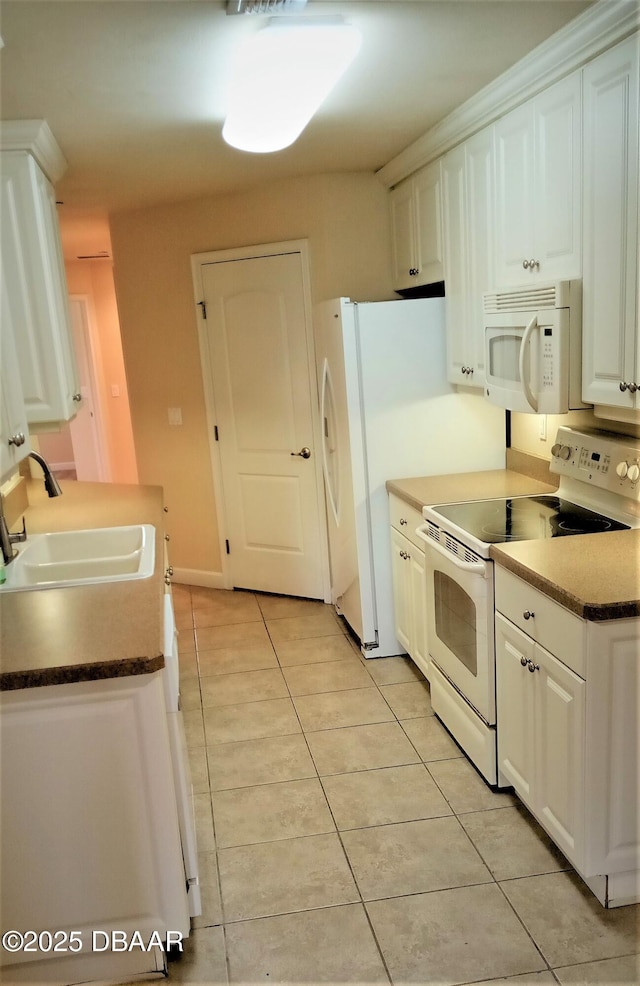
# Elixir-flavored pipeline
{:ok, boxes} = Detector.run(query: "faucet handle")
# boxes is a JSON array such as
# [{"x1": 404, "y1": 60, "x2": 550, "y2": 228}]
[{"x1": 9, "y1": 518, "x2": 27, "y2": 544}]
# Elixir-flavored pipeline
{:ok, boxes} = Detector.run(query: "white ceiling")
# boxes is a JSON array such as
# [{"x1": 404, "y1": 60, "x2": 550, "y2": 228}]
[{"x1": 0, "y1": 0, "x2": 593, "y2": 256}]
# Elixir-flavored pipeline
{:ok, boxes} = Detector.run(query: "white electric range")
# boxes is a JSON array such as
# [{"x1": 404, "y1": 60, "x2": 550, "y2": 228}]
[{"x1": 416, "y1": 426, "x2": 640, "y2": 785}]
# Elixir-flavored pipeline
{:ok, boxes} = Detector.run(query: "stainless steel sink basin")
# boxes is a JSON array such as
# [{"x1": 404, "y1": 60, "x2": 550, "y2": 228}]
[{"x1": 0, "y1": 525, "x2": 156, "y2": 591}]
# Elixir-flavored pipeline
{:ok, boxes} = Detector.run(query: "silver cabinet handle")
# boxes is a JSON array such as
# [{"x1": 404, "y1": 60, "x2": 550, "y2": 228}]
[
  {"x1": 620, "y1": 381, "x2": 628, "y2": 392},
  {"x1": 164, "y1": 575, "x2": 172, "y2": 586},
  {"x1": 291, "y1": 447, "x2": 311, "y2": 459},
  {"x1": 629, "y1": 383, "x2": 638, "y2": 393},
  {"x1": 165, "y1": 534, "x2": 170, "y2": 541},
  {"x1": 408, "y1": 267, "x2": 420, "y2": 276},
  {"x1": 520, "y1": 656, "x2": 529, "y2": 667},
  {"x1": 166, "y1": 566, "x2": 174, "y2": 577},
  {"x1": 399, "y1": 518, "x2": 407, "y2": 526},
  {"x1": 523, "y1": 610, "x2": 535, "y2": 620},
  {"x1": 73, "y1": 393, "x2": 82, "y2": 402},
  {"x1": 527, "y1": 661, "x2": 540, "y2": 673},
  {"x1": 8, "y1": 432, "x2": 26, "y2": 447},
  {"x1": 522, "y1": 259, "x2": 540, "y2": 270}
]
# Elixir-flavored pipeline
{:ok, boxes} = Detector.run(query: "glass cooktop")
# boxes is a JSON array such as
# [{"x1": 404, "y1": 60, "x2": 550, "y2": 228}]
[{"x1": 431, "y1": 495, "x2": 630, "y2": 545}]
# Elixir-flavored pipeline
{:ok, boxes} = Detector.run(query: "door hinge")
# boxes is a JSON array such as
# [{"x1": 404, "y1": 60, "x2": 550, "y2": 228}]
[
  {"x1": 197, "y1": 300, "x2": 207, "y2": 319},
  {"x1": 214, "y1": 425, "x2": 219, "y2": 441},
  {"x1": 225, "y1": 539, "x2": 230, "y2": 554}
]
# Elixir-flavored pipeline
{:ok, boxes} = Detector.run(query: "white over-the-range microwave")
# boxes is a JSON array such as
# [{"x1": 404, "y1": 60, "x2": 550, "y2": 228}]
[{"x1": 483, "y1": 279, "x2": 588, "y2": 414}]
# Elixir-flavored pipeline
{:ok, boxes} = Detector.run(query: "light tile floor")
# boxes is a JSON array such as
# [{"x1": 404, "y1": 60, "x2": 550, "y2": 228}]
[{"x1": 162, "y1": 586, "x2": 639, "y2": 986}]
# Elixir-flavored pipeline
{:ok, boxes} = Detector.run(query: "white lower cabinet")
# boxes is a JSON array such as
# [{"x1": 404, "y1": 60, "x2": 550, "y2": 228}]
[
  {"x1": 389, "y1": 495, "x2": 428, "y2": 677},
  {"x1": 496, "y1": 613, "x2": 585, "y2": 864},
  {"x1": 0, "y1": 672, "x2": 189, "y2": 983},
  {"x1": 496, "y1": 567, "x2": 640, "y2": 907}
]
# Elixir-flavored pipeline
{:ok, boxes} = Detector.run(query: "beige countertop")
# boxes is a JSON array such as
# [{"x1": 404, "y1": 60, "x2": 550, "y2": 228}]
[
  {"x1": 0, "y1": 480, "x2": 166, "y2": 690},
  {"x1": 490, "y1": 532, "x2": 640, "y2": 621},
  {"x1": 386, "y1": 469, "x2": 557, "y2": 513},
  {"x1": 387, "y1": 467, "x2": 639, "y2": 622}
]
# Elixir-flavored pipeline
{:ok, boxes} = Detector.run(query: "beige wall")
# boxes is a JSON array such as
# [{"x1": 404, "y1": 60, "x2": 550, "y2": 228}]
[
  {"x1": 64, "y1": 260, "x2": 138, "y2": 485},
  {"x1": 511, "y1": 409, "x2": 640, "y2": 461},
  {"x1": 109, "y1": 172, "x2": 393, "y2": 578}
]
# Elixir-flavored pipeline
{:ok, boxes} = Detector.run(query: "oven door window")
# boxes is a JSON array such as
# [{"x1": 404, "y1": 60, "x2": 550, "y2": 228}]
[{"x1": 433, "y1": 571, "x2": 477, "y2": 676}]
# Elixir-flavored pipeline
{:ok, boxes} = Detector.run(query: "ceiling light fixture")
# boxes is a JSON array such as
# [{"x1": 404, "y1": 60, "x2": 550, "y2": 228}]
[{"x1": 222, "y1": 17, "x2": 362, "y2": 153}]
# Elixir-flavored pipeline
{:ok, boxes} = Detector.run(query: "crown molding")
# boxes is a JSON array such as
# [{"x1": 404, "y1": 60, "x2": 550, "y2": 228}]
[
  {"x1": 377, "y1": 0, "x2": 640, "y2": 189},
  {"x1": 0, "y1": 120, "x2": 67, "y2": 184}
]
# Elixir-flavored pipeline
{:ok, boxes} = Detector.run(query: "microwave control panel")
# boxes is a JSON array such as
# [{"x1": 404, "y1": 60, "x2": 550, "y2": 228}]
[{"x1": 550, "y1": 426, "x2": 640, "y2": 501}]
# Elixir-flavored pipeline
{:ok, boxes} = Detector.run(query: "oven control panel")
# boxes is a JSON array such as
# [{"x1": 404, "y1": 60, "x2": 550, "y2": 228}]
[{"x1": 550, "y1": 426, "x2": 640, "y2": 501}]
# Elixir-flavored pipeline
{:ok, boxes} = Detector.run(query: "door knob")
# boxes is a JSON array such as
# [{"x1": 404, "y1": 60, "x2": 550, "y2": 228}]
[{"x1": 291, "y1": 447, "x2": 311, "y2": 459}]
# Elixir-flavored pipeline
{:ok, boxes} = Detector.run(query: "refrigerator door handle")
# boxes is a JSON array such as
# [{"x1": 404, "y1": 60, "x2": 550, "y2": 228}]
[{"x1": 320, "y1": 358, "x2": 340, "y2": 524}]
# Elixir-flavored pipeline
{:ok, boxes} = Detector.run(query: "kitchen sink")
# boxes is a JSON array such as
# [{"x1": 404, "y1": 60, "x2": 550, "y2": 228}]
[{"x1": 0, "y1": 525, "x2": 156, "y2": 591}]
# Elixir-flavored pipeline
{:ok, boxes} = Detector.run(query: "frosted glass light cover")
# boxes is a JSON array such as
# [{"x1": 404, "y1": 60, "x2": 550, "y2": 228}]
[{"x1": 222, "y1": 20, "x2": 362, "y2": 153}]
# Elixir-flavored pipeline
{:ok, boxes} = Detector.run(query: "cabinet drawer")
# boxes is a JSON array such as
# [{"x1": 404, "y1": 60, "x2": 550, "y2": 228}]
[
  {"x1": 495, "y1": 567, "x2": 586, "y2": 678},
  {"x1": 388, "y1": 494, "x2": 424, "y2": 549}
]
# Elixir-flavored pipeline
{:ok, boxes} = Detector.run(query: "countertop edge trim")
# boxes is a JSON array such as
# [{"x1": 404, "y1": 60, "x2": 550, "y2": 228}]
[{"x1": 0, "y1": 654, "x2": 165, "y2": 692}]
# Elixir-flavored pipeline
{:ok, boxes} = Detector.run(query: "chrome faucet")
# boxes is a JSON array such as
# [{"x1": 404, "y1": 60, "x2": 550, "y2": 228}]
[{"x1": 0, "y1": 453, "x2": 62, "y2": 565}]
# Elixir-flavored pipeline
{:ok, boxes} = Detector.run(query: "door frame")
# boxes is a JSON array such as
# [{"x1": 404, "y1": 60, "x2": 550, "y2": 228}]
[{"x1": 191, "y1": 239, "x2": 330, "y2": 600}]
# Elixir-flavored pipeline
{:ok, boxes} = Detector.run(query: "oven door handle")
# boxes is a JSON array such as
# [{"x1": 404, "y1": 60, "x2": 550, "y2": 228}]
[
  {"x1": 518, "y1": 315, "x2": 539, "y2": 413},
  {"x1": 415, "y1": 524, "x2": 489, "y2": 577}
]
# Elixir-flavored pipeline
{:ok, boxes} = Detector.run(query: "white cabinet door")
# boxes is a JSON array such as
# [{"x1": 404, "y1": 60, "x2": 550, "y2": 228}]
[
  {"x1": 390, "y1": 526, "x2": 412, "y2": 654},
  {"x1": 390, "y1": 179, "x2": 416, "y2": 290},
  {"x1": 390, "y1": 160, "x2": 443, "y2": 290},
  {"x1": 0, "y1": 274, "x2": 31, "y2": 480},
  {"x1": 442, "y1": 143, "x2": 468, "y2": 382},
  {"x1": 582, "y1": 36, "x2": 639, "y2": 410},
  {"x1": 442, "y1": 127, "x2": 493, "y2": 387},
  {"x1": 535, "y1": 641, "x2": 585, "y2": 864},
  {"x1": 408, "y1": 542, "x2": 428, "y2": 677},
  {"x1": 0, "y1": 151, "x2": 80, "y2": 427},
  {"x1": 496, "y1": 614, "x2": 536, "y2": 803},
  {"x1": 413, "y1": 159, "x2": 444, "y2": 286},
  {"x1": 496, "y1": 612, "x2": 585, "y2": 869},
  {"x1": 494, "y1": 73, "x2": 581, "y2": 286}
]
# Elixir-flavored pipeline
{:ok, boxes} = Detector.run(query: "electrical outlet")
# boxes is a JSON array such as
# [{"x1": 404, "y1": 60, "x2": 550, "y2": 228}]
[{"x1": 168, "y1": 407, "x2": 183, "y2": 426}]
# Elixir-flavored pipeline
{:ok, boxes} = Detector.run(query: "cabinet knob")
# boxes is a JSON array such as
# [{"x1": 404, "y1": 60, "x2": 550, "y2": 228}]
[
  {"x1": 165, "y1": 533, "x2": 170, "y2": 541},
  {"x1": 628, "y1": 383, "x2": 638, "y2": 394},
  {"x1": 527, "y1": 661, "x2": 540, "y2": 673},
  {"x1": 164, "y1": 575, "x2": 172, "y2": 586},
  {"x1": 166, "y1": 566, "x2": 174, "y2": 577},
  {"x1": 400, "y1": 518, "x2": 407, "y2": 525},
  {"x1": 522, "y1": 259, "x2": 540, "y2": 270},
  {"x1": 73, "y1": 393, "x2": 82, "y2": 402},
  {"x1": 520, "y1": 656, "x2": 529, "y2": 667},
  {"x1": 461, "y1": 366, "x2": 468, "y2": 375},
  {"x1": 408, "y1": 267, "x2": 420, "y2": 277},
  {"x1": 8, "y1": 432, "x2": 26, "y2": 447},
  {"x1": 523, "y1": 610, "x2": 535, "y2": 620},
  {"x1": 619, "y1": 381, "x2": 628, "y2": 392}
]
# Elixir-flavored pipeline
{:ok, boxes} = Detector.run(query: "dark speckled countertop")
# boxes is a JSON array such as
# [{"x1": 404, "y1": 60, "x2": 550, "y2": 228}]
[{"x1": 0, "y1": 481, "x2": 166, "y2": 690}]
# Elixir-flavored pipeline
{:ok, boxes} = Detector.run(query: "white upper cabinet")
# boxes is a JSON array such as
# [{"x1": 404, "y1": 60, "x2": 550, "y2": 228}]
[
  {"x1": 390, "y1": 159, "x2": 444, "y2": 291},
  {"x1": 442, "y1": 126, "x2": 494, "y2": 387},
  {"x1": 494, "y1": 71, "x2": 582, "y2": 286},
  {"x1": 0, "y1": 150, "x2": 80, "y2": 428},
  {"x1": 0, "y1": 274, "x2": 31, "y2": 480},
  {"x1": 582, "y1": 36, "x2": 639, "y2": 413}
]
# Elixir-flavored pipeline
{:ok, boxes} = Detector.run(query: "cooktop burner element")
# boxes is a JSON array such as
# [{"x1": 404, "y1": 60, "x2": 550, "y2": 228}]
[{"x1": 431, "y1": 494, "x2": 629, "y2": 545}]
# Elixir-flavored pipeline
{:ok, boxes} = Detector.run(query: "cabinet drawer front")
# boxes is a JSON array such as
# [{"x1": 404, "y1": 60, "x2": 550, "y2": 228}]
[
  {"x1": 495, "y1": 567, "x2": 586, "y2": 677},
  {"x1": 388, "y1": 494, "x2": 424, "y2": 549}
]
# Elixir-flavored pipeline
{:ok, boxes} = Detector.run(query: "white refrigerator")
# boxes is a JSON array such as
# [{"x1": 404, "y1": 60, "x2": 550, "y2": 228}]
[{"x1": 314, "y1": 296, "x2": 505, "y2": 657}]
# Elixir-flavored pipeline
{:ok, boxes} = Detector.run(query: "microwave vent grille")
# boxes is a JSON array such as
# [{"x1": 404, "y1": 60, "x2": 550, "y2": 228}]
[{"x1": 484, "y1": 283, "x2": 560, "y2": 313}]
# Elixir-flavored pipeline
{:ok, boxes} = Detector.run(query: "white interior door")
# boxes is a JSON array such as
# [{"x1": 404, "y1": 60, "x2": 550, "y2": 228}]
[
  {"x1": 68, "y1": 297, "x2": 108, "y2": 482},
  {"x1": 199, "y1": 251, "x2": 324, "y2": 598}
]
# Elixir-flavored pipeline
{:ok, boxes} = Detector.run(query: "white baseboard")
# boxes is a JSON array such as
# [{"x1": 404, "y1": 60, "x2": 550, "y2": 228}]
[{"x1": 172, "y1": 568, "x2": 226, "y2": 590}]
